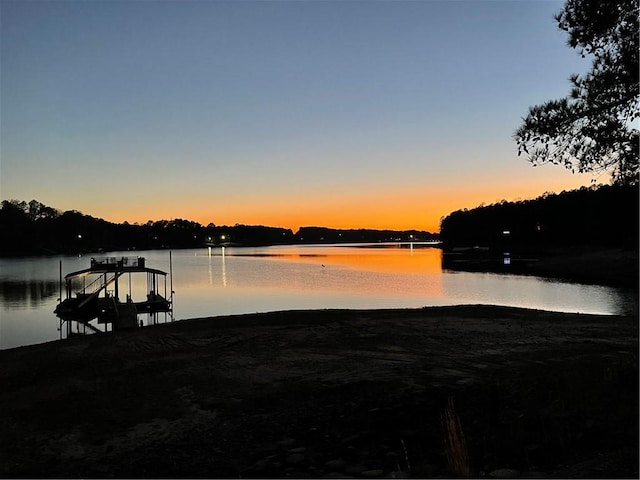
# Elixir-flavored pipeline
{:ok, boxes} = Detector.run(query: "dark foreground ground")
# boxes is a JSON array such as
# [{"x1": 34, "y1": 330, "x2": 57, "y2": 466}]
[{"x1": 0, "y1": 306, "x2": 638, "y2": 479}]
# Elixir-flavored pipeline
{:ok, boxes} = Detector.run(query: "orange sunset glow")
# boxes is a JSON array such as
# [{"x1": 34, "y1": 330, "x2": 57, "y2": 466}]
[
  {"x1": 2, "y1": 1, "x2": 599, "y2": 233},
  {"x1": 74, "y1": 166, "x2": 597, "y2": 233}
]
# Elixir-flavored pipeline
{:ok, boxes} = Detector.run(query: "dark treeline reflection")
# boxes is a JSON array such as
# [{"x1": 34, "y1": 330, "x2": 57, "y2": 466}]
[{"x1": 0, "y1": 280, "x2": 59, "y2": 308}]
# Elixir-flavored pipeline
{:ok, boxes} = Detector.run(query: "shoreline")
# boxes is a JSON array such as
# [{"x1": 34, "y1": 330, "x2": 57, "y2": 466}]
[
  {"x1": 1, "y1": 305, "x2": 638, "y2": 478},
  {"x1": 442, "y1": 246, "x2": 639, "y2": 289}
]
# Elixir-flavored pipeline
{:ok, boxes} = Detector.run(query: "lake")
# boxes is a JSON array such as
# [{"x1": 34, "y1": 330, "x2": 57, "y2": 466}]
[{"x1": 1, "y1": 243, "x2": 637, "y2": 350}]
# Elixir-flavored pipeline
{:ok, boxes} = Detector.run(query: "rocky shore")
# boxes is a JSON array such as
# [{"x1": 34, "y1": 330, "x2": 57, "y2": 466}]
[{"x1": 0, "y1": 305, "x2": 637, "y2": 478}]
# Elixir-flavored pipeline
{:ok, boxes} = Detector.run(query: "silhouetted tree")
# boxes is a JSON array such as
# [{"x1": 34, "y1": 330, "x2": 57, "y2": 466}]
[
  {"x1": 514, "y1": 0, "x2": 639, "y2": 185},
  {"x1": 27, "y1": 200, "x2": 59, "y2": 221}
]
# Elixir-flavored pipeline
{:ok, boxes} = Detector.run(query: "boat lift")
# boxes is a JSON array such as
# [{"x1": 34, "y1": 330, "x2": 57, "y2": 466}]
[{"x1": 54, "y1": 255, "x2": 174, "y2": 338}]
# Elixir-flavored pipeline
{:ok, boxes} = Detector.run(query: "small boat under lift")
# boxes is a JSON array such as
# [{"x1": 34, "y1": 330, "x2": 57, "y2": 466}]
[{"x1": 54, "y1": 255, "x2": 174, "y2": 338}]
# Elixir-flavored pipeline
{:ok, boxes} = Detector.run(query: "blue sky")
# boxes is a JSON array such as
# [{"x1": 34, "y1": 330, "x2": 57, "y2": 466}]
[{"x1": 1, "y1": 0, "x2": 595, "y2": 231}]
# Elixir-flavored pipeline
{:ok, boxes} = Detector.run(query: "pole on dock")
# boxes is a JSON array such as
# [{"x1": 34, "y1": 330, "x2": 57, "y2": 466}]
[
  {"x1": 169, "y1": 251, "x2": 174, "y2": 319},
  {"x1": 58, "y1": 260, "x2": 63, "y2": 340},
  {"x1": 59, "y1": 260, "x2": 62, "y2": 302}
]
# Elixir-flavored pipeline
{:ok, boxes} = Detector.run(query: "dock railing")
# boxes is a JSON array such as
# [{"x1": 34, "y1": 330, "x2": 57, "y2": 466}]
[
  {"x1": 90, "y1": 256, "x2": 146, "y2": 269},
  {"x1": 75, "y1": 272, "x2": 119, "y2": 296}
]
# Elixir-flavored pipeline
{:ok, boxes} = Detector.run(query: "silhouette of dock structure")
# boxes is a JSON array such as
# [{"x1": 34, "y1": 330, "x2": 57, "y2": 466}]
[{"x1": 54, "y1": 256, "x2": 173, "y2": 338}]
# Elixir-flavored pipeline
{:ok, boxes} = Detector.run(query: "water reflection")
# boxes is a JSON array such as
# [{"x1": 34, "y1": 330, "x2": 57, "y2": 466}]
[
  {"x1": 180, "y1": 245, "x2": 444, "y2": 298},
  {"x1": 205, "y1": 247, "x2": 228, "y2": 287},
  {"x1": 0, "y1": 245, "x2": 636, "y2": 350},
  {"x1": 206, "y1": 243, "x2": 442, "y2": 275},
  {"x1": 0, "y1": 280, "x2": 59, "y2": 309},
  {"x1": 222, "y1": 247, "x2": 227, "y2": 287}
]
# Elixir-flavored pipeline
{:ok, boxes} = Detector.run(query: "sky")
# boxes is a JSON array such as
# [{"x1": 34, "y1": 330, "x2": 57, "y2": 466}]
[{"x1": 1, "y1": 0, "x2": 599, "y2": 233}]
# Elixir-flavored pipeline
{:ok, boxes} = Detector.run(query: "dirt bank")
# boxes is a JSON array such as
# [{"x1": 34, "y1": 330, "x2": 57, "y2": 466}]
[{"x1": 0, "y1": 306, "x2": 637, "y2": 478}]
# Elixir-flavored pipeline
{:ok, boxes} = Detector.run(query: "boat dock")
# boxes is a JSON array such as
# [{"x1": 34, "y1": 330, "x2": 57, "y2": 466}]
[{"x1": 54, "y1": 255, "x2": 174, "y2": 338}]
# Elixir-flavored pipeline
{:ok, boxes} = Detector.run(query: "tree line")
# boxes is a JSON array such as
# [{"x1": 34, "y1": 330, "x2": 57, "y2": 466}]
[
  {"x1": 2, "y1": 184, "x2": 636, "y2": 256},
  {"x1": 0, "y1": 200, "x2": 289, "y2": 255},
  {"x1": 439, "y1": 184, "x2": 638, "y2": 250},
  {"x1": 0, "y1": 200, "x2": 437, "y2": 256}
]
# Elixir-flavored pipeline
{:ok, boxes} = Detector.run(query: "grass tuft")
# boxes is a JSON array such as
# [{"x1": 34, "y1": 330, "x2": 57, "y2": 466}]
[{"x1": 442, "y1": 397, "x2": 471, "y2": 478}]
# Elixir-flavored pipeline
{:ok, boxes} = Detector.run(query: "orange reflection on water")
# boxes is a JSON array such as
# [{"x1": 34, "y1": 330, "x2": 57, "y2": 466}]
[
  {"x1": 256, "y1": 244, "x2": 446, "y2": 299},
  {"x1": 278, "y1": 245, "x2": 443, "y2": 275},
  {"x1": 182, "y1": 244, "x2": 445, "y2": 301}
]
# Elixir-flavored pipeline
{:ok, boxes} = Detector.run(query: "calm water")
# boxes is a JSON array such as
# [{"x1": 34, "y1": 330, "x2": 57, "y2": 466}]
[{"x1": 0, "y1": 244, "x2": 637, "y2": 350}]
